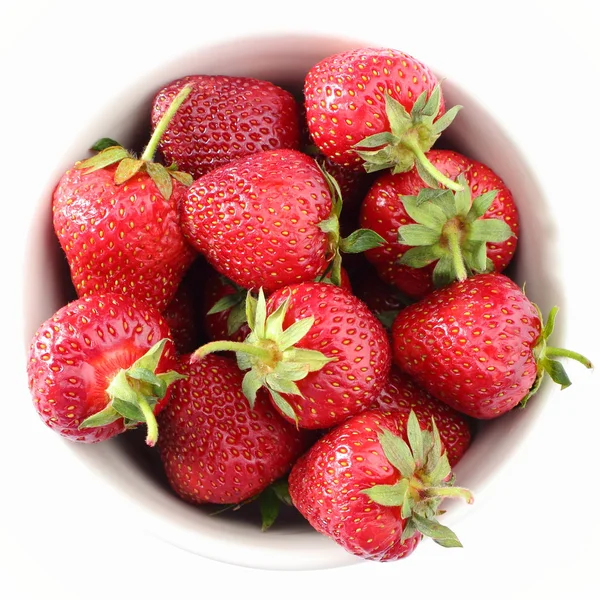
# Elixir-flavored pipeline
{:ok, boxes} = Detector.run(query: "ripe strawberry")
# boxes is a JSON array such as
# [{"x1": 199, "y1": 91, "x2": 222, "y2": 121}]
[
  {"x1": 368, "y1": 367, "x2": 472, "y2": 466},
  {"x1": 53, "y1": 86, "x2": 196, "y2": 311},
  {"x1": 360, "y1": 149, "x2": 519, "y2": 299},
  {"x1": 391, "y1": 273, "x2": 593, "y2": 419},
  {"x1": 181, "y1": 149, "x2": 384, "y2": 293},
  {"x1": 27, "y1": 294, "x2": 183, "y2": 445},
  {"x1": 157, "y1": 353, "x2": 309, "y2": 505},
  {"x1": 289, "y1": 409, "x2": 473, "y2": 561},
  {"x1": 195, "y1": 282, "x2": 391, "y2": 429},
  {"x1": 304, "y1": 47, "x2": 463, "y2": 191},
  {"x1": 151, "y1": 75, "x2": 301, "y2": 179}
]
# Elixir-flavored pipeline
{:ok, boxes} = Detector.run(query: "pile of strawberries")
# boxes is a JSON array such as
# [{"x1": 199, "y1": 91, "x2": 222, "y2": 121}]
[{"x1": 27, "y1": 47, "x2": 592, "y2": 562}]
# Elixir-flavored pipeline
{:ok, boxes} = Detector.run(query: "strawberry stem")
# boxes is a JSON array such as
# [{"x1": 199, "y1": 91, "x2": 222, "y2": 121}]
[
  {"x1": 136, "y1": 393, "x2": 159, "y2": 447},
  {"x1": 141, "y1": 84, "x2": 193, "y2": 162},
  {"x1": 545, "y1": 346, "x2": 593, "y2": 367},
  {"x1": 194, "y1": 340, "x2": 274, "y2": 362},
  {"x1": 444, "y1": 221, "x2": 468, "y2": 281},
  {"x1": 403, "y1": 136, "x2": 463, "y2": 192},
  {"x1": 425, "y1": 486, "x2": 474, "y2": 504}
]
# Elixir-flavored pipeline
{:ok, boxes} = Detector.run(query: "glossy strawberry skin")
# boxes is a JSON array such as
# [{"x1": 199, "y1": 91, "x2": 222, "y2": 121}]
[
  {"x1": 392, "y1": 273, "x2": 541, "y2": 419},
  {"x1": 151, "y1": 75, "x2": 301, "y2": 179},
  {"x1": 304, "y1": 48, "x2": 444, "y2": 170},
  {"x1": 266, "y1": 282, "x2": 391, "y2": 429},
  {"x1": 27, "y1": 294, "x2": 178, "y2": 443},
  {"x1": 53, "y1": 165, "x2": 196, "y2": 311},
  {"x1": 289, "y1": 409, "x2": 423, "y2": 561},
  {"x1": 158, "y1": 354, "x2": 309, "y2": 504},
  {"x1": 181, "y1": 149, "x2": 333, "y2": 293},
  {"x1": 368, "y1": 368, "x2": 472, "y2": 466},
  {"x1": 360, "y1": 150, "x2": 519, "y2": 299}
]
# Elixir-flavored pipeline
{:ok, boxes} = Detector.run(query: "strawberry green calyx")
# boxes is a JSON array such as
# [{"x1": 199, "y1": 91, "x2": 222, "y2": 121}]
[
  {"x1": 353, "y1": 86, "x2": 463, "y2": 192},
  {"x1": 207, "y1": 279, "x2": 251, "y2": 337},
  {"x1": 523, "y1": 306, "x2": 593, "y2": 406},
  {"x1": 362, "y1": 411, "x2": 474, "y2": 548},
  {"x1": 79, "y1": 339, "x2": 186, "y2": 446},
  {"x1": 397, "y1": 175, "x2": 514, "y2": 288},
  {"x1": 76, "y1": 85, "x2": 194, "y2": 200},
  {"x1": 194, "y1": 289, "x2": 333, "y2": 424},
  {"x1": 259, "y1": 478, "x2": 293, "y2": 531},
  {"x1": 317, "y1": 165, "x2": 385, "y2": 286},
  {"x1": 209, "y1": 477, "x2": 292, "y2": 531}
]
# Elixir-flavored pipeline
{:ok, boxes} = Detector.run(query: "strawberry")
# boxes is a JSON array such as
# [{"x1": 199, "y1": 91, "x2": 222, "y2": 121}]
[
  {"x1": 27, "y1": 294, "x2": 183, "y2": 445},
  {"x1": 195, "y1": 282, "x2": 391, "y2": 429},
  {"x1": 391, "y1": 273, "x2": 593, "y2": 419},
  {"x1": 304, "y1": 47, "x2": 463, "y2": 191},
  {"x1": 360, "y1": 149, "x2": 519, "y2": 299},
  {"x1": 181, "y1": 149, "x2": 384, "y2": 293},
  {"x1": 289, "y1": 409, "x2": 474, "y2": 561},
  {"x1": 157, "y1": 353, "x2": 309, "y2": 505},
  {"x1": 53, "y1": 86, "x2": 196, "y2": 311},
  {"x1": 151, "y1": 75, "x2": 301, "y2": 179},
  {"x1": 368, "y1": 367, "x2": 472, "y2": 466}
]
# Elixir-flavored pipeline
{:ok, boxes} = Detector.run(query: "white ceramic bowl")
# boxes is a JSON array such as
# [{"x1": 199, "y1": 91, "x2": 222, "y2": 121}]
[{"x1": 21, "y1": 33, "x2": 565, "y2": 571}]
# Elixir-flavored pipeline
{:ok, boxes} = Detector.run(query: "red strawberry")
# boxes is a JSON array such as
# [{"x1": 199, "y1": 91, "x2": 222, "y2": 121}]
[
  {"x1": 53, "y1": 86, "x2": 196, "y2": 311},
  {"x1": 27, "y1": 294, "x2": 183, "y2": 445},
  {"x1": 391, "y1": 273, "x2": 592, "y2": 419},
  {"x1": 368, "y1": 368, "x2": 472, "y2": 466},
  {"x1": 289, "y1": 409, "x2": 473, "y2": 561},
  {"x1": 151, "y1": 75, "x2": 301, "y2": 179},
  {"x1": 360, "y1": 149, "x2": 519, "y2": 299},
  {"x1": 157, "y1": 353, "x2": 309, "y2": 505},
  {"x1": 195, "y1": 282, "x2": 391, "y2": 429},
  {"x1": 304, "y1": 47, "x2": 462, "y2": 191},
  {"x1": 181, "y1": 149, "x2": 384, "y2": 293}
]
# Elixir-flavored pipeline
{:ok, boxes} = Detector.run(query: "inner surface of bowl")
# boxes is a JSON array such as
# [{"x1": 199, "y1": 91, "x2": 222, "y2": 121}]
[{"x1": 22, "y1": 34, "x2": 561, "y2": 571}]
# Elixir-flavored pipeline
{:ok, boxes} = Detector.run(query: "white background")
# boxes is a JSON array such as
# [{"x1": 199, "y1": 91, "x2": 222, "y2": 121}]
[{"x1": 2, "y1": 1, "x2": 599, "y2": 599}]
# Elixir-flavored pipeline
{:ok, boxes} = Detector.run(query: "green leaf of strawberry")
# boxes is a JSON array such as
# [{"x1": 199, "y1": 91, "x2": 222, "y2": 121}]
[
  {"x1": 79, "y1": 338, "x2": 187, "y2": 446},
  {"x1": 524, "y1": 305, "x2": 593, "y2": 405},
  {"x1": 359, "y1": 411, "x2": 473, "y2": 548},
  {"x1": 76, "y1": 85, "x2": 194, "y2": 200},
  {"x1": 316, "y1": 164, "x2": 385, "y2": 286},
  {"x1": 397, "y1": 174, "x2": 515, "y2": 287},
  {"x1": 194, "y1": 289, "x2": 334, "y2": 424},
  {"x1": 354, "y1": 87, "x2": 464, "y2": 192}
]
